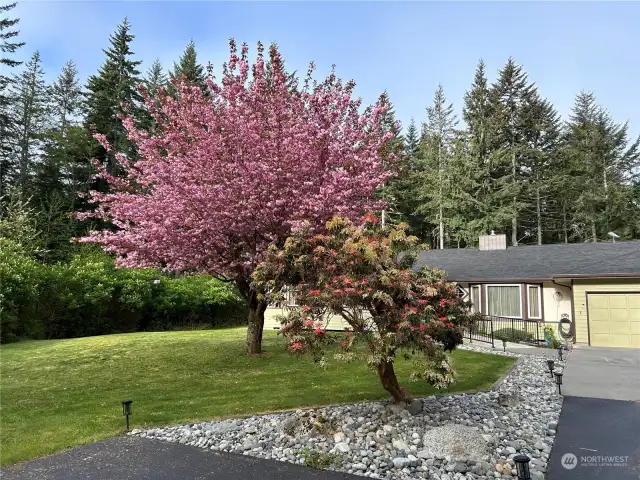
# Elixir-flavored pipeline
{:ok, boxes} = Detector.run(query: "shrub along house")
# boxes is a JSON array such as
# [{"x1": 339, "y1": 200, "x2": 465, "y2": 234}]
[{"x1": 265, "y1": 233, "x2": 640, "y2": 348}]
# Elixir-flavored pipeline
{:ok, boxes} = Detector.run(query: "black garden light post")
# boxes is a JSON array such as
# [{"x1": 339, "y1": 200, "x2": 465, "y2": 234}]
[
  {"x1": 122, "y1": 400, "x2": 133, "y2": 431},
  {"x1": 514, "y1": 454, "x2": 532, "y2": 480},
  {"x1": 554, "y1": 371, "x2": 563, "y2": 395},
  {"x1": 557, "y1": 346, "x2": 564, "y2": 361},
  {"x1": 546, "y1": 359, "x2": 555, "y2": 378}
]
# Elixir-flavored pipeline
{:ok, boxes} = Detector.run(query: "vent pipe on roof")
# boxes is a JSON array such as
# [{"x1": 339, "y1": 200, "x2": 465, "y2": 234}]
[{"x1": 479, "y1": 232, "x2": 507, "y2": 250}]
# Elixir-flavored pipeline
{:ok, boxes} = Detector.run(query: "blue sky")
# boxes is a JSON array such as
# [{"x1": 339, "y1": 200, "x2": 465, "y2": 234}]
[{"x1": 11, "y1": 1, "x2": 640, "y2": 139}]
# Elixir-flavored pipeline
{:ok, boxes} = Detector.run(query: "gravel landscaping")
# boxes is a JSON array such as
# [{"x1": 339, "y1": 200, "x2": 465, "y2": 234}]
[{"x1": 131, "y1": 344, "x2": 565, "y2": 479}]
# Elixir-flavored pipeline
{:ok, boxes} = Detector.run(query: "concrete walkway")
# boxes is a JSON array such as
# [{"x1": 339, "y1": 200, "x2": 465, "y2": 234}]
[
  {"x1": 1, "y1": 436, "x2": 359, "y2": 480},
  {"x1": 547, "y1": 346, "x2": 640, "y2": 480}
]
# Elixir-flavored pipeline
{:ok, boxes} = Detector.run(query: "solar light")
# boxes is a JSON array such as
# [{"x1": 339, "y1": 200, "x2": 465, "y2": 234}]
[
  {"x1": 554, "y1": 371, "x2": 563, "y2": 395},
  {"x1": 513, "y1": 454, "x2": 532, "y2": 480},
  {"x1": 122, "y1": 400, "x2": 133, "y2": 430},
  {"x1": 557, "y1": 346, "x2": 564, "y2": 361},
  {"x1": 546, "y1": 359, "x2": 555, "y2": 377}
]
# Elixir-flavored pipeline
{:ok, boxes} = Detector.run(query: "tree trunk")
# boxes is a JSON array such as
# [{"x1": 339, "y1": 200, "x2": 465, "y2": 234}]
[
  {"x1": 536, "y1": 187, "x2": 542, "y2": 245},
  {"x1": 246, "y1": 300, "x2": 266, "y2": 354},
  {"x1": 439, "y1": 210, "x2": 444, "y2": 250},
  {"x1": 377, "y1": 359, "x2": 407, "y2": 402},
  {"x1": 236, "y1": 276, "x2": 267, "y2": 354},
  {"x1": 591, "y1": 221, "x2": 597, "y2": 243},
  {"x1": 563, "y1": 206, "x2": 568, "y2": 244},
  {"x1": 511, "y1": 147, "x2": 518, "y2": 247}
]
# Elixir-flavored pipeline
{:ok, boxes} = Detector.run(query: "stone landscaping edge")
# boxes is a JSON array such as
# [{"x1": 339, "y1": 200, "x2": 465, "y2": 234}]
[{"x1": 130, "y1": 344, "x2": 566, "y2": 479}]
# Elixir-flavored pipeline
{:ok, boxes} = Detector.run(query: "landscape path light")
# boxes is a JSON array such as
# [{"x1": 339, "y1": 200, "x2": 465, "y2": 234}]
[
  {"x1": 122, "y1": 400, "x2": 133, "y2": 431},
  {"x1": 513, "y1": 454, "x2": 532, "y2": 480},
  {"x1": 554, "y1": 371, "x2": 563, "y2": 395},
  {"x1": 557, "y1": 346, "x2": 564, "y2": 361},
  {"x1": 546, "y1": 359, "x2": 555, "y2": 378}
]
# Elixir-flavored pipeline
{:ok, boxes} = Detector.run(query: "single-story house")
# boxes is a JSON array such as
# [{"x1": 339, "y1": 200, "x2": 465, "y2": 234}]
[{"x1": 264, "y1": 233, "x2": 640, "y2": 348}]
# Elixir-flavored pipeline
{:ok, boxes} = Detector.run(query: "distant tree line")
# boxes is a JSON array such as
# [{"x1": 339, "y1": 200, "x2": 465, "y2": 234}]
[{"x1": 1, "y1": 3, "x2": 639, "y2": 265}]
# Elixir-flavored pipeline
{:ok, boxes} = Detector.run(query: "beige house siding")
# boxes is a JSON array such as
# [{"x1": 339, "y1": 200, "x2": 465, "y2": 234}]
[
  {"x1": 539, "y1": 281, "x2": 572, "y2": 339},
  {"x1": 572, "y1": 278, "x2": 640, "y2": 345},
  {"x1": 264, "y1": 307, "x2": 353, "y2": 331}
]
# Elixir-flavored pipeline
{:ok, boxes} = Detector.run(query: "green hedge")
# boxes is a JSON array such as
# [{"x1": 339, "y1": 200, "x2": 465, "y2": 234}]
[
  {"x1": 0, "y1": 239, "x2": 247, "y2": 343},
  {"x1": 492, "y1": 327, "x2": 534, "y2": 343}
]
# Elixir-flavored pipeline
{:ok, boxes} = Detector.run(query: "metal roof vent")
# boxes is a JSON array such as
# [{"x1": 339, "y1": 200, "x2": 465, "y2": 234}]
[{"x1": 479, "y1": 231, "x2": 507, "y2": 251}]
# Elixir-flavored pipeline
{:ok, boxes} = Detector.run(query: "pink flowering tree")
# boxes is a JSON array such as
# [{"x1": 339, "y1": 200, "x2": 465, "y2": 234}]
[
  {"x1": 252, "y1": 215, "x2": 475, "y2": 402},
  {"x1": 78, "y1": 41, "x2": 396, "y2": 354}
]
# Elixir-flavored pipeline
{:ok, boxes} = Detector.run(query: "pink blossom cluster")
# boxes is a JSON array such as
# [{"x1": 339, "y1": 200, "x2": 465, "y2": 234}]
[{"x1": 79, "y1": 40, "x2": 396, "y2": 284}]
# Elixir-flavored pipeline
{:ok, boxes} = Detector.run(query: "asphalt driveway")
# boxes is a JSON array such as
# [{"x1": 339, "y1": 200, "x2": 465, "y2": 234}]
[
  {"x1": 0, "y1": 436, "x2": 359, "y2": 480},
  {"x1": 562, "y1": 346, "x2": 640, "y2": 401},
  {"x1": 548, "y1": 346, "x2": 640, "y2": 480}
]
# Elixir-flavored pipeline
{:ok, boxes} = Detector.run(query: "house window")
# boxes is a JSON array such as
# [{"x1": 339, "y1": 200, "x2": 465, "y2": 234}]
[
  {"x1": 470, "y1": 285, "x2": 482, "y2": 313},
  {"x1": 527, "y1": 285, "x2": 542, "y2": 319},
  {"x1": 486, "y1": 285, "x2": 522, "y2": 318}
]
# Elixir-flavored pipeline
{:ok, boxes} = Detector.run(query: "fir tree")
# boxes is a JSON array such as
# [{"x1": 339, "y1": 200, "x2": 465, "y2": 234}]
[
  {"x1": 85, "y1": 17, "x2": 143, "y2": 167},
  {"x1": 519, "y1": 92, "x2": 561, "y2": 244},
  {"x1": 562, "y1": 92, "x2": 640, "y2": 241},
  {"x1": 144, "y1": 58, "x2": 167, "y2": 98},
  {"x1": 489, "y1": 57, "x2": 535, "y2": 245},
  {"x1": 375, "y1": 91, "x2": 403, "y2": 229},
  {"x1": 9, "y1": 51, "x2": 49, "y2": 200},
  {"x1": 139, "y1": 58, "x2": 167, "y2": 132},
  {"x1": 169, "y1": 40, "x2": 206, "y2": 94},
  {"x1": 0, "y1": 2, "x2": 25, "y2": 199},
  {"x1": 403, "y1": 118, "x2": 420, "y2": 164},
  {"x1": 49, "y1": 60, "x2": 83, "y2": 136},
  {"x1": 417, "y1": 84, "x2": 458, "y2": 248}
]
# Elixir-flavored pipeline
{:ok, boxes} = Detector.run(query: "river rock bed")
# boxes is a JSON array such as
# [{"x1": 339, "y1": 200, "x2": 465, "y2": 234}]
[{"x1": 131, "y1": 345, "x2": 564, "y2": 479}]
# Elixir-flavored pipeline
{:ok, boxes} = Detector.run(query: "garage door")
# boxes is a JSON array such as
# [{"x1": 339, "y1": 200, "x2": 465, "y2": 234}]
[{"x1": 587, "y1": 293, "x2": 640, "y2": 347}]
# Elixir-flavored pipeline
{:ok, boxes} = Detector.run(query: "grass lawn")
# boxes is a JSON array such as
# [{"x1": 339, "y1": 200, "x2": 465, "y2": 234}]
[{"x1": 0, "y1": 328, "x2": 516, "y2": 466}]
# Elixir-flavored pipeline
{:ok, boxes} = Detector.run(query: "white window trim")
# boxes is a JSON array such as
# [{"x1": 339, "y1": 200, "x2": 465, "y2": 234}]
[
  {"x1": 485, "y1": 284, "x2": 523, "y2": 319},
  {"x1": 470, "y1": 284, "x2": 482, "y2": 314},
  {"x1": 527, "y1": 284, "x2": 542, "y2": 320}
]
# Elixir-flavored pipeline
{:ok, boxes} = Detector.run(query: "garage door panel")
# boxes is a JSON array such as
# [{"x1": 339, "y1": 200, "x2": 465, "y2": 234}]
[
  {"x1": 608, "y1": 296, "x2": 629, "y2": 308},
  {"x1": 587, "y1": 292, "x2": 640, "y2": 348},
  {"x1": 589, "y1": 296, "x2": 610, "y2": 309}
]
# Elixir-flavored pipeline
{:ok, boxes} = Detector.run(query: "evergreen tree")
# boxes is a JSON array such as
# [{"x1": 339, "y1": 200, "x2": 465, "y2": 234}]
[
  {"x1": 49, "y1": 60, "x2": 83, "y2": 136},
  {"x1": 562, "y1": 92, "x2": 640, "y2": 241},
  {"x1": 489, "y1": 57, "x2": 535, "y2": 245},
  {"x1": 462, "y1": 60, "x2": 494, "y2": 240},
  {"x1": 375, "y1": 91, "x2": 404, "y2": 229},
  {"x1": 85, "y1": 17, "x2": 143, "y2": 168},
  {"x1": 35, "y1": 60, "x2": 85, "y2": 202},
  {"x1": 144, "y1": 58, "x2": 167, "y2": 98},
  {"x1": 139, "y1": 58, "x2": 167, "y2": 132},
  {"x1": 9, "y1": 51, "x2": 49, "y2": 200},
  {"x1": 0, "y1": 2, "x2": 25, "y2": 199},
  {"x1": 417, "y1": 84, "x2": 458, "y2": 248},
  {"x1": 403, "y1": 118, "x2": 420, "y2": 162},
  {"x1": 519, "y1": 92, "x2": 561, "y2": 244},
  {"x1": 169, "y1": 40, "x2": 206, "y2": 94}
]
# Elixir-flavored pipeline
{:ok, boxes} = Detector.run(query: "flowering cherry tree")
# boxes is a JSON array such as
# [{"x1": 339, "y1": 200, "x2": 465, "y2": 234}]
[
  {"x1": 252, "y1": 215, "x2": 474, "y2": 402},
  {"x1": 79, "y1": 41, "x2": 396, "y2": 353}
]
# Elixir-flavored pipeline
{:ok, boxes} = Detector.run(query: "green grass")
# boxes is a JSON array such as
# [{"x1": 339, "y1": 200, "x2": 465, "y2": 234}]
[{"x1": 0, "y1": 328, "x2": 516, "y2": 466}]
